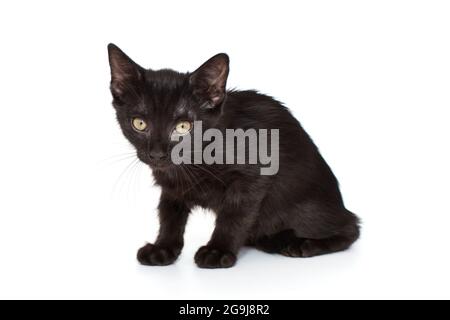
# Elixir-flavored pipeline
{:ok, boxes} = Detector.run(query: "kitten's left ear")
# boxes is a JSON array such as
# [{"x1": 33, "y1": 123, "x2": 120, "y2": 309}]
[{"x1": 190, "y1": 53, "x2": 229, "y2": 108}]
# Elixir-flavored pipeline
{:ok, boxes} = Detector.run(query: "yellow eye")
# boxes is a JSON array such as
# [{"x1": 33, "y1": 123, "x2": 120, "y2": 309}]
[
  {"x1": 175, "y1": 121, "x2": 192, "y2": 135},
  {"x1": 132, "y1": 118, "x2": 147, "y2": 131}
]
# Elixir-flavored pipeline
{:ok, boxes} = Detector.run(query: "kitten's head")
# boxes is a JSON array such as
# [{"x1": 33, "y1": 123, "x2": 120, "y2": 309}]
[{"x1": 107, "y1": 44, "x2": 229, "y2": 170}]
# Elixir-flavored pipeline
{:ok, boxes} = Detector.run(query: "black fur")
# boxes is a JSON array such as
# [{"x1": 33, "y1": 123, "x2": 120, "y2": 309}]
[{"x1": 107, "y1": 44, "x2": 360, "y2": 268}]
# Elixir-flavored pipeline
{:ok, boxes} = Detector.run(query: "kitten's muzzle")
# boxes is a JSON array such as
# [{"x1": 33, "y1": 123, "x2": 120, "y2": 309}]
[
  {"x1": 148, "y1": 150, "x2": 168, "y2": 161},
  {"x1": 138, "y1": 150, "x2": 170, "y2": 169}
]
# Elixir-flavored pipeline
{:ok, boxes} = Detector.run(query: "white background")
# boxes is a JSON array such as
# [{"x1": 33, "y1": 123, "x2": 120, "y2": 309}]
[{"x1": 0, "y1": 0, "x2": 449, "y2": 299}]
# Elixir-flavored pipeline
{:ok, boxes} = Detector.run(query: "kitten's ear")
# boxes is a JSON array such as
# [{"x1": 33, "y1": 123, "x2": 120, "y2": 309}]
[
  {"x1": 107, "y1": 43, "x2": 143, "y2": 98},
  {"x1": 190, "y1": 53, "x2": 229, "y2": 108}
]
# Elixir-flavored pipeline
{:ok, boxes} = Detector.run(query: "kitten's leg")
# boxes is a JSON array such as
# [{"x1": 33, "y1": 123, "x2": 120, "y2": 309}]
[
  {"x1": 194, "y1": 183, "x2": 262, "y2": 269},
  {"x1": 286, "y1": 233, "x2": 358, "y2": 257},
  {"x1": 137, "y1": 193, "x2": 190, "y2": 266},
  {"x1": 254, "y1": 229, "x2": 300, "y2": 253},
  {"x1": 194, "y1": 210, "x2": 254, "y2": 268},
  {"x1": 255, "y1": 224, "x2": 359, "y2": 258}
]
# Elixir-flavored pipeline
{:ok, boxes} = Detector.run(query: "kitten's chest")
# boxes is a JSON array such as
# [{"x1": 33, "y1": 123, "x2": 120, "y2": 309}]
[
  {"x1": 155, "y1": 168, "x2": 225, "y2": 209},
  {"x1": 171, "y1": 180, "x2": 223, "y2": 209},
  {"x1": 181, "y1": 184, "x2": 216, "y2": 209}
]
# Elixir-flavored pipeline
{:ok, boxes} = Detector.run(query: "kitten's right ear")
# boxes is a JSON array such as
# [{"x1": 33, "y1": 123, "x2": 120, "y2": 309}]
[{"x1": 107, "y1": 43, "x2": 143, "y2": 98}]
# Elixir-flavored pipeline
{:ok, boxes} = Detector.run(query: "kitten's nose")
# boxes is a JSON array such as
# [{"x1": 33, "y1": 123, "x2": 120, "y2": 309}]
[{"x1": 148, "y1": 150, "x2": 167, "y2": 161}]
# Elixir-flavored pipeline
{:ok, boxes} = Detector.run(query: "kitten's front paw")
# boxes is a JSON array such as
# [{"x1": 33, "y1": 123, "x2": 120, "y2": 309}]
[
  {"x1": 194, "y1": 246, "x2": 237, "y2": 269},
  {"x1": 137, "y1": 243, "x2": 180, "y2": 266}
]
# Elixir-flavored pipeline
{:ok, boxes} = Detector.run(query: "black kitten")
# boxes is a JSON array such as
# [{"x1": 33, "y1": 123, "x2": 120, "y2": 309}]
[{"x1": 107, "y1": 44, "x2": 360, "y2": 268}]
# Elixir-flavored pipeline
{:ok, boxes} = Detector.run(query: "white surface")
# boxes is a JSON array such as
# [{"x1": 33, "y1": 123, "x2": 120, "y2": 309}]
[{"x1": 0, "y1": 0, "x2": 449, "y2": 299}]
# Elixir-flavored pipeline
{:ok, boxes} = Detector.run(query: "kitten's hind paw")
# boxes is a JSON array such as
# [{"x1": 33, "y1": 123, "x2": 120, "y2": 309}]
[
  {"x1": 137, "y1": 243, "x2": 180, "y2": 266},
  {"x1": 194, "y1": 246, "x2": 237, "y2": 269}
]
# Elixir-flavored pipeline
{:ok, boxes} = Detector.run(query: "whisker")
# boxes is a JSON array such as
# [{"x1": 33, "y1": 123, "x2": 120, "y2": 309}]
[
  {"x1": 191, "y1": 164, "x2": 226, "y2": 185},
  {"x1": 112, "y1": 157, "x2": 140, "y2": 199},
  {"x1": 182, "y1": 164, "x2": 207, "y2": 195},
  {"x1": 99, "y1": 152, "x2": 137, "y2": 166}
]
